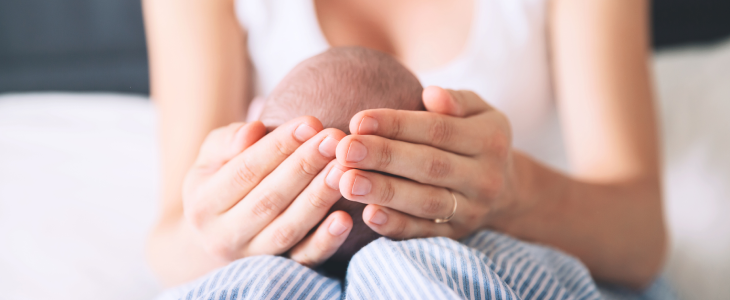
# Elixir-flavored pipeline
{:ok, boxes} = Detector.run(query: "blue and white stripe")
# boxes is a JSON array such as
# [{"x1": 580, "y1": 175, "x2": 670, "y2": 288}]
[{"x1": 157, "y1": 230, "x2": 673, "y2": 300}]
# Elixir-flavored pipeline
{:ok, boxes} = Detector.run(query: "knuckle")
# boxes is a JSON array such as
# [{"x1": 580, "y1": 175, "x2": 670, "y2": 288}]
[
  {"x1": 313, "y1": 238, "x2": 334, "y2": 255},
  {"x1": 296, "y1": 157, "x2": 320, "y2": 177},
  {"x1": 478, "y1": 174, "x2": 505, "y2": 199},
  {"x1": 422, "y1": 194, "x2": 444, "y2": 216},
  {"x1": 272, "y1": 139, "x2": 294, "y2": 158},
  {"x1": 294, "y1": 239, "x2": 332, "y2": 267},
  {"x1": 233, "y1": 159, "x2": 258, "y2": 188},
  {"x1": 428, "y1": 118, "x2": 453, "y2": 146},
  {"x1": 390, "y1": 114, "x2": 405, "y2": 139},
  {"x1": 307, "y1": 191, "x2": 334, "y2": 209},
  {"x1": 421, "y1": 223, "x2": 437, "y2": 238},
  {"x1": 488, "y1": 131, "x2": 511, "y2": 161},
  {"x1": 378, "y1": 141, "x2": 394, "y2": 169},
  {"x1": 390, "y1": 218, "x2": 408, "y2": 239},
  {"x1": 379, "y1": 180, "x2": 396, "y2": 206},
  {"x1": 251, "y1": 191, "x2": 283, "y2": 218},
  {"x1": 272, "y1": 226, "x2": 298, "y2": 249},
  {"x1": 293, "y1": 253, "x2": 317, "y2": 268},
  {"x1": 426, "y1": 154, "x2": 452, "y2": 180}
]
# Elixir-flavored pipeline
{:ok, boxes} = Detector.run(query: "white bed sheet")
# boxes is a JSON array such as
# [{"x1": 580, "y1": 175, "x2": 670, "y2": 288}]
[
  {"x1": 0, "y1": 94, "x2": 162, "y2": 299},
  {"x1": 1, "y1": 39, "x2": 729, "y2": 300}
]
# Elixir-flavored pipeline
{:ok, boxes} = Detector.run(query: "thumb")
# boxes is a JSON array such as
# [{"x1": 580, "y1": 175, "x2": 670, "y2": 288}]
[{"x1": 422, "y1": 86, "x2": 492, "y2": 117}]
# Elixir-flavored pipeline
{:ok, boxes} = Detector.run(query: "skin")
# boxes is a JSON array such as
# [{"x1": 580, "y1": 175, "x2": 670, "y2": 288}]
[
  {"x1": 143, "y1": 0, "x2": 354, "y2": 284},
  {"x1": 144, "y1": 0, "x2": 665, "y2": 290}
]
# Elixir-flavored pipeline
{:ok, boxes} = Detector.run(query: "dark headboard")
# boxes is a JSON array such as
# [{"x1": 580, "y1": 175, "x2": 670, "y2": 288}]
[
  {"x1": 1, "y1": 0, "x2": 729, "y2": 95},
  {"x1": 0, "y1": 0, "x2": 148, "y2": 94},
  {"x1": 653, "y1": 0, "x2": 730, "y2": 47}
]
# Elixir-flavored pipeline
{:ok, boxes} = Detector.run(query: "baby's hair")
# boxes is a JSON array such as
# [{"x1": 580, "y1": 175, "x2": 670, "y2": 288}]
[
  {"x1": 260, "y1": 46, "x2": 424, "y2": 133},
  {"x1": 259, "y1": 46, "x2": 424, "y2": 276}
]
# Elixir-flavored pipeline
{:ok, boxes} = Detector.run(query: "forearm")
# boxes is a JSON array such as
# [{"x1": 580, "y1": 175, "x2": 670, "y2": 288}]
[
  {"x1": 144, "y1": 0, "x2": 250, "y2": 205},
  {"x1": 492, "y1": 151, "x2": 667, "y2": 289},
  {"x1": 519, "y1": 0, "x2": 666, "y2": 288},
  {"x1": 143, "y1": 0, "x2": 251, "y2": 283}
]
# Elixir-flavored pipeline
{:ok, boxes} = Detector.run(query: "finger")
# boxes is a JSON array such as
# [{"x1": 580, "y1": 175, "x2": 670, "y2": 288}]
[
  {"x1": 288, "y1": 211, "x2": 353, "y2": 268},
  {"x1": 362, "y1": 205, "x2": 453, "y2": 240},
  {"x1": 194, "y1": 121, "x2": 267, "y2": 169},
  {"x1": 335, "y1": 135, "x2": 478, "y2": 189},
  {"x1": 200, "y1": 117, "x2": 324, "y2": 214},
  {"x1": 246, "y1": 161, "x2": 348, "y2": 254},
  {"x1": 422, "y1": 86, "x2": 492, "y2": 117},
  {"x1": 339, "y1": 169, "x2": 456, "y2": 220},
  {"x1": 221, "y1": 128, "x2": 346, "y2": 242},
  {"x1": 349, "y1": 109, "x2": 488, "y2": 155}
]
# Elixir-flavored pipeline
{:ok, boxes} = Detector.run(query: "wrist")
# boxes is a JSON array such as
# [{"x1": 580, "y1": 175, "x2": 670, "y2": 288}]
[
  {"x1": 147, "y1": 210, "x2": 229, "y2": 286},
  {"x1": 484, "y1": 150, "x2": 541, "y2": 233}
]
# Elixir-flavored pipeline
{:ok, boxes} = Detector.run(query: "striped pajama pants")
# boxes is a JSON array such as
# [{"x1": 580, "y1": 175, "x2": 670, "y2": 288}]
[{"x1": 158, "y1": 230, "x2": 674, "y2": 300}]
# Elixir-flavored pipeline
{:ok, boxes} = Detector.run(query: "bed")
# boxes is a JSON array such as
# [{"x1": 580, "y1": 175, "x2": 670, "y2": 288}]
[{"x1": 1, "y1": 39, "x2": 729, "y2": 299}]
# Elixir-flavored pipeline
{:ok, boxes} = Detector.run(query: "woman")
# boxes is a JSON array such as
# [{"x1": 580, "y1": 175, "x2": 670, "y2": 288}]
[{"x1": 143, "y1": 0, "x2": 666, "y2": 292}]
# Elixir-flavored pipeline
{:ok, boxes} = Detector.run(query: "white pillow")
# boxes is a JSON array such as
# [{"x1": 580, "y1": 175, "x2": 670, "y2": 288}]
[{"x1": 655, "y1": 39, "x2": 730, "y2": 300}]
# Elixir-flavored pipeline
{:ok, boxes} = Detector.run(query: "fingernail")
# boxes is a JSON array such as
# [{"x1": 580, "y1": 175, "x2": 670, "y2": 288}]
[
  {"x1": 351, "y1": 175, "x2": 372, "y2": 196},
  {"x1": 345, "y1": 140, "x2": 367, "y2": 162},
  {"x1": 318, "y1": 136, "x2": 338, "y2": 158},
  {"x1": 325, "y1": 167, "x2": 344, "y2": 190},
  {"x1": 328, "y1": 220, "x2": 348, "y2": 236},
  {"x1": 369, "y1": 210, "x2": 388, "y2": 225},
  {"x1": 358, "y1": 117, "x2": 378, "y2": 134},
  {"x1": 294, "y1": 124, "x2": 317, "y2": 142}
]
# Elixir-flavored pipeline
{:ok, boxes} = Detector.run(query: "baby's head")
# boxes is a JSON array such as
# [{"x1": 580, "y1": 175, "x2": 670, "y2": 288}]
[
  {"x1": 259, "y1": 47, "x2": 423, "y2": 267},
  {"x1": 260, "y1": 47, "x2": 424, "y2": 132}
]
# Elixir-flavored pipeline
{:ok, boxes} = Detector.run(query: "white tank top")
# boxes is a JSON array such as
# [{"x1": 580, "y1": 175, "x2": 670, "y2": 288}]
[{"x1": 236, "y1": 0, "x2": 567, "y2": 169}]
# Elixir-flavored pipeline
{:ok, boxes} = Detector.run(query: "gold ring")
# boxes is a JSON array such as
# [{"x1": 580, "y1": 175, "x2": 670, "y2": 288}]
[{"x1": 434, "y1": 190, "x2": 457, "y2": 223}]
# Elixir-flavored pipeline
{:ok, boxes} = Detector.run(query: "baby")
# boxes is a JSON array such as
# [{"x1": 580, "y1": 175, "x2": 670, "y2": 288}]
[
  {"x1": 167, "y1": 47, "x2": 610, "y2": 300},
  {"x1": 258, "y1": 46, "x2": 424, "y2": 273}
]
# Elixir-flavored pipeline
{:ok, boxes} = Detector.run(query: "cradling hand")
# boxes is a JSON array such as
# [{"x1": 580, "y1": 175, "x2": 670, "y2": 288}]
[
  {"x1": 182, "y1": 118, "x2": 353, "y2": 267},
  {"x1": 336, "y1": 86, "x2": 523, "y2": 240}
]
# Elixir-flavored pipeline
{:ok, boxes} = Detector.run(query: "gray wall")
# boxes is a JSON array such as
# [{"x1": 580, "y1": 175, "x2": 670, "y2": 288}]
[{"x1": 0, "y1": 0, "x2": 729, "y2": 95}]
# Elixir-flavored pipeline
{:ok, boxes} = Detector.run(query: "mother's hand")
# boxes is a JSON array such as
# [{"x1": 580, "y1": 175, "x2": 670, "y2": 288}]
[
  {"x1": 336, "y1": 86, "x2": 520, "y2": 239},
  {"x1": 182, "y1": 118, "x2": 352, "y2": 267}
]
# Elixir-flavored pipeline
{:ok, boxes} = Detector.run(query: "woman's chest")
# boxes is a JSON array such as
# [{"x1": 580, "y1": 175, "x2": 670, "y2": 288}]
[
  {"x1": 238, "y1": 0, "x2": 555, "y2": 148},
  {"x1": 313, "y1": 0, "x2": 474, "y2": 73}
]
